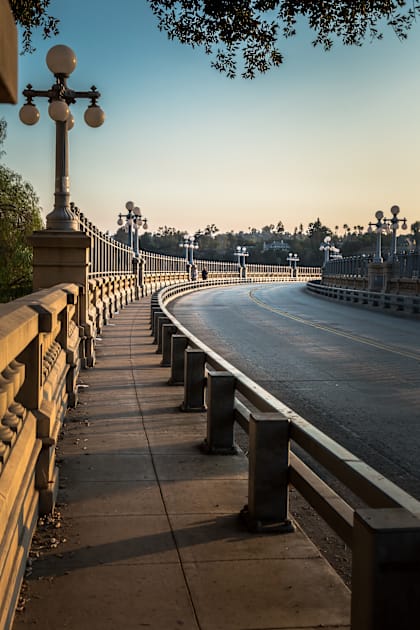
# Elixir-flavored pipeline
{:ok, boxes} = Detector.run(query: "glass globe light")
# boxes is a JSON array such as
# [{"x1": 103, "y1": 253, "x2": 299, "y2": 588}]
[
  {"x1": 126, "y1": 201, "x2": 134, "y2": 211},
  {"x1": 67, "y1": 110, "x2": 75, "y2": 130},
  {"x1": 390, "y1": 205, "x2": 400, "y2": 216},
  {"x1": 48, "y1": 100, "x2": 69, "y2": 122},
  {"x1": 19, "y1": 103, "x2": 40, "y2": 125},
  {"x1": 402, "y1": 221, "x2": 408, "y2": 230},
  {"x1": 375, "y1": 210, "x2": 384, "y2": 220},
  {"x1": 133, "y1": 206, "x2": 141, "y2": 216},
  {"x1": 117, "y1": 217, "x2": 123, "y2": 226},
  {"x1": 46, "y1": 45, "x2": 77, "y2": 77},
  {"x1": 143, "y1": 220, "x2": 148, "y2": 230},
  {"x1": 84, "y1": 105, "x2": 105, "y2": 128}
]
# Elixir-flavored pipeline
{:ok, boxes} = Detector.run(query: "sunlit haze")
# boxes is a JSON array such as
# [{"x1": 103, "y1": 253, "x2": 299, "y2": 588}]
[{"x1": 1, "y1": 1, "x2": 420, "y2": 236}]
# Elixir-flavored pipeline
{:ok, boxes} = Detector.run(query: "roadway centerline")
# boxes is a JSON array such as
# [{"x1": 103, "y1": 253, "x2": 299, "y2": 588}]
[{"x1": 249, "y1": 289, "x2": 420, "y2": 362}]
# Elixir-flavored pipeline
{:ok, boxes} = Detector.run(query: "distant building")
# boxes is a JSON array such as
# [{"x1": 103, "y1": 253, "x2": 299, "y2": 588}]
[{"x1": 262, "y1": 240, "x2": 291, "y2": 252}]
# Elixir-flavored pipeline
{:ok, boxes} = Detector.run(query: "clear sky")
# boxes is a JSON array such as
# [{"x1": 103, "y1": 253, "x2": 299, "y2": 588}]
[{"x1": 1, "y1": 1, "x2": 420, "y2": 236}]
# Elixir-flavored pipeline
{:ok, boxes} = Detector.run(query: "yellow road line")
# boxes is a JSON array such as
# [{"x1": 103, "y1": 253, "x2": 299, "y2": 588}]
[{"x1": 249, "y1": 289, "x2": 420, "y2": 362}]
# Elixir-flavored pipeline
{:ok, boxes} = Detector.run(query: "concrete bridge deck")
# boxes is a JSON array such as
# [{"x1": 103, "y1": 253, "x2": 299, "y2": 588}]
[{"x1": 13, "y1": 296, "x2": 350, "y2": 630}]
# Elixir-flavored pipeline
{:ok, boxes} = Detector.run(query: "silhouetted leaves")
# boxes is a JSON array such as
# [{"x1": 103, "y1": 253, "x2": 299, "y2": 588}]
[
  {"x1": 148, "y1": 1, "x2": 420, "y2": 77},
  {"x1": 9, "y1": 0, "x2": 59, "y2": 53}
]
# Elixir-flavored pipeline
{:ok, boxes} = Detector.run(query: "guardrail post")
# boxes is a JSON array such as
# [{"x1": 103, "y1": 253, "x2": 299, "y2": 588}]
[
  {"x1": 351, "y1": 507, "x2": 420, "y2": 630},
  {"x1": 156, "y1": 316, "x2": 170, "y2": 353},
  {"x1": 202, "y1": 371, "x2": 237, "y2": 454},
  {"x1": 152, "y1": 310, "x2": 164, "y2": 342},
  {"x1": 161, "y1": 324, "x2": 177, "y2": 367},
  {"x1": 169, "y1": 335, "x2": 188, "y2": 385},
  {"x1": 151, "y1": 308, "x2": 163, "y2": 343},
  {"x1": 241, "y1": 412, "x2": 293, "y2": 533},
  {"x1": 150, "y1": 295, "x2": 159, "y2": 325},
  {"x1": 181, "y1": 348, "x2": 206, "y2": 411}
]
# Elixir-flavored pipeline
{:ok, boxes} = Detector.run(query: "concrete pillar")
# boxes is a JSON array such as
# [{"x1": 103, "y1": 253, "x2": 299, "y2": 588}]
[
  {"x1": 155, "y1": 315, "x2": 170, "y2": 350},
  {"x1": 169, "y1": 335, "x2": 188, "y2": 385},
  {"x1": 368, "y1": 262, "x2": 386, "y2": 292},
  {"x1": 351, "y1": 507, "x2": 420, "y2": 630},
  {"x1": 30, "y1": 230, "x2": 91, "y2": 293},
  {"x1": 29, "y1": 230, "x2": 93, "y2": 366},
  {"x1": 181, "y1": 348, "x2": 206, "y2": 412},
  {"x1": 242, "y1": 412, "x2": 293, "y2": 533},
  {"x1": 152, "y1": 309, "x2": 163, "y2": 341},
  {"x1": 161, "y1": 324, "x2": 177, "y2": 366},
  {"x1": 203, "y1": 371, "x2": 236, "y2": 454}
]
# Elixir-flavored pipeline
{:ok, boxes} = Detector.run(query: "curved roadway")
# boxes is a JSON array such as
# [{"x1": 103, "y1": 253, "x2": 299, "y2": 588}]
[{"x1": 169, "y1": 282, "x2": 420, "y2": 499}]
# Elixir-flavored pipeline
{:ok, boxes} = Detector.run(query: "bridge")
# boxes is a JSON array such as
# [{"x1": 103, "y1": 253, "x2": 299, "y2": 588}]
[{"x1": 1, "y1": 209, "x2": 420, "y2": 630}]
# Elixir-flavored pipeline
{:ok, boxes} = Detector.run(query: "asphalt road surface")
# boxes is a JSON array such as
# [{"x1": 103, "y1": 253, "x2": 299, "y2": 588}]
[{"x1": 169, "y1": 282, "x2": 420, "y2": 500}]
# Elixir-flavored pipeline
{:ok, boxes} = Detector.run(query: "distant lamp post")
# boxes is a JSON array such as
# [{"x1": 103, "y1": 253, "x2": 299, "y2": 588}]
[
  {"x1": 234, "y1": 246, "x2": 248, "y2": 278},
  {"x1": 368, "y1": 206, "x2": 407, "y2": 263},
  {"x1": 319, "y1": 236, "x2": 340, "y2": 266},
  {"x1": 387, "y1": 205, "x2": 407, "y2": 261},
  {"x1": 19, "y1": 45, "x2": 105, "y2": 231},
  {"x1": 117, "y1": 201, "x2": 148, "y2": 255},
  {"x1": 180, "y1": 235, "x2": 199, "y2": 278},
  {"x1": 287, "y1": 252, "x2": 300, "y2": 277},
  {"x1": 368, "y1": 211, "x2": 387, "y2": 263}
]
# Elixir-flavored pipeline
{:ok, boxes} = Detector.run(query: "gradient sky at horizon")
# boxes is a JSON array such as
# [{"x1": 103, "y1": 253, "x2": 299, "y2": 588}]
[{"x1": 1, "y1": 1, "x2": 420, "y2": 236}]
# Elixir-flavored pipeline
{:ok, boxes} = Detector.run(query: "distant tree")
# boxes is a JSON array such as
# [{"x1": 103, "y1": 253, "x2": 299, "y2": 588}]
[
  {"x1": 276, "y1": 220, "x2": 284, "y2": 234},
  {"x1": 203, "y1": 223, "x2": 219, "y2": 236},
  {"x1": 307, "y1": 217, "x2": 331, "y2": 239},
  {"x1": 261, "y1": 223, "x2": 275, "y2": 233},
  {"x1": 149, "y1": 1, "x2": 420, "y2": 78}
]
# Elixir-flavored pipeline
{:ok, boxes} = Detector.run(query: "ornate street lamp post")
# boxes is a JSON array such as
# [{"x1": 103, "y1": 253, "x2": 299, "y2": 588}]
[
  {"x1": 319, "y1": 236, "x2": 340, "y2": 266},
  {"x1": 287, "y1": 252, "x2": 300, "y2": 277},
  {"x1": 234, "y1": 246, "x2": 248, "y2": 278},
  {"x1": 368, "y1": 211, "x2": 387, "y2": 263},
  {"x1": 180, "y1": 235, "x2": 199, "y2": 278},
  {"x1": 117, "y1": 201, "x2": 148, "y2": 255},
  {"x1": 19, "y1": 45, "x2": 105, "y2": 231},
  {"x1": 368, "y1": 206, "x2": 407, "y2": 263},
  {"x1": 387, "y1": 205, "x2": 407, "y2": 261}
]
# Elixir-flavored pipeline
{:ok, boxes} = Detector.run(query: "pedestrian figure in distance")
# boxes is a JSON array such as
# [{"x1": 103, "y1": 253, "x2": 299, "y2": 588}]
[{"x1": 201, "y1": 268, "x2": 208, "y2": 280}]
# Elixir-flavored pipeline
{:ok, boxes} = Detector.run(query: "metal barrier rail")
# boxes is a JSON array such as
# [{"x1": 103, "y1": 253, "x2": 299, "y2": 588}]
[
  {"x1": 323, "y1": 253, "x2": 420, "y2": 280},
  {"x1": 152, "y1": 280, "x2": 420, "y2": 630},
  {"x1": 70, "y1": 204, "x2": 321, "y2": 281},
  {"x1": 141, "y1": 249, "x2": 321, "y2": 279},
  {"x1": 306, "y1": 281, "x2": 420, "y2": 317},
  {"x1": 72, "y1": 204, "x2": 134, "y2": 277}
]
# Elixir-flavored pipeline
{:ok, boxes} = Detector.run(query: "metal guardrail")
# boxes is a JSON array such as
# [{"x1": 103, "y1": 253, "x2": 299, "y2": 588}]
[
  {"x1": 152, "y1": 280, "x2": 420, "y2": 630},
  {"x1": 71, "y1": 204, "x2": 321, "y2": 282},
  {"x1": 323, "y1": 252, "x2": 420, "y2": 279},
  {"x1": 306, "y1": 281, "x2": 420, "y2": 317}
]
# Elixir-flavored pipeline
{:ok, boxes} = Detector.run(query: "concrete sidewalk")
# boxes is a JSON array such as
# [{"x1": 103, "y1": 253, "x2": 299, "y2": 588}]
[{"x1": 14, "y1": 296, "x2": 350, "y2": 630}]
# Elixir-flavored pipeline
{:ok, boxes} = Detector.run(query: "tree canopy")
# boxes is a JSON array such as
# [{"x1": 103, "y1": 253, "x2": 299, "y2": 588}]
[
  {"x1": 9, "y1": 2, "x2": 420, "y2": 75},
  {"x1": 0, "y1": 120, "x2": 44, "y2": 301},
  {"x1": 9, "y1": 0, "x2": 59, "y2": 53},
  {"x1": 148, "y1": 1, "x2": 420, "y2": 77}
]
